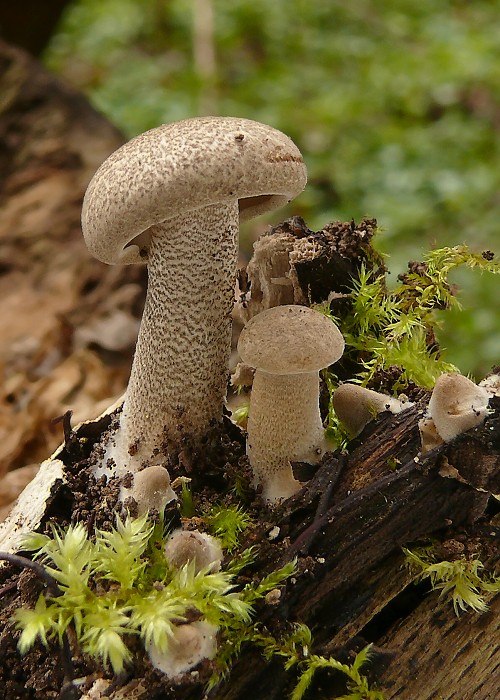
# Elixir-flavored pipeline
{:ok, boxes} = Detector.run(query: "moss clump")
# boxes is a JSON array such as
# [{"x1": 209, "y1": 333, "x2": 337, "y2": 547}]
[{"x1": 13, "y1": 514, "x2": 292, "y2": 675}]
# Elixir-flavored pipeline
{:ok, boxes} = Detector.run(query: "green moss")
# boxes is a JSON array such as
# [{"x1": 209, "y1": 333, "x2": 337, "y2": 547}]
[
  {"x1": 319, "y1": 243, "x2": 499, "y2": 444},
  {"x1": 203, "y1": 503, "x2": 254, "y2": 552},
  {"x1": 403, "y1": 545, "x2": 500, "y2": 615},
  {"x1": 14, "y1": 515, "x2": 281, "y2": 674}
]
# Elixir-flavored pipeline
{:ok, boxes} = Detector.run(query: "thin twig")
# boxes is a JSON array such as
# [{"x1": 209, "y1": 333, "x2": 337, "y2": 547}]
[
  {"x1": 0, "y1": 551, "x2": 77, "y2": 689},
  {"x1": 280, "y1": 456, "x2": 346, "y2": 564}
]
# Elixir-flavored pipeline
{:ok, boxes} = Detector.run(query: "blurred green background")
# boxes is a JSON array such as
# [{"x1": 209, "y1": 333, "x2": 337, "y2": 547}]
[{"x1": 44, "y1": 0, "x2": 500, "y2": 379}]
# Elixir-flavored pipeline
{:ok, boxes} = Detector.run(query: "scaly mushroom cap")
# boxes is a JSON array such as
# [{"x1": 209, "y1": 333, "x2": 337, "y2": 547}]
[
  {"x1": 237, "y1": 305, "x2": 344, "y2": 375},
  {"x1": 428, "y1": 373, "x2": 490, "y2": 442},
  {"x1": 81, "y1": 116, "x2": 306, "y2": 265}
]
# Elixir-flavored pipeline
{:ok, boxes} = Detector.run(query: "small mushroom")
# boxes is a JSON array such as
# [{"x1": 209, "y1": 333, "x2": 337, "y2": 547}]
[
  {"x1": 147, "y1": 621, "x2": 218, "y2": 677},
  {"x1": 81, "y1": 117, "x2": 306, "y2": 473},
  {"x1": 237, "y1": 305, "x2": 345, "y2": 502},
  {"x1": 119, "y1": 465, "x2": 176, "y2": 516},
  {"x1": 332, "y1": 383, "x2": 412, "y2": 438},
  {"x1": 164, "y1": 529, "x2": 223, "y2": 573},
  {"x1": 427, "y1": 373, "x2": 490, "y2": 442}
]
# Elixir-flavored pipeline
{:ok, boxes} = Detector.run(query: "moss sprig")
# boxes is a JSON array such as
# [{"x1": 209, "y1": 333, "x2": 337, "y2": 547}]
[
  {"x1": 321, "y1": 245, "x2": 499, "y2": 393},
  {"x1": 210, "y1": 620, "x2": 384, "y2": 699},
  {"x1": 403, "y1": 545, "x2": 500, "y2": 615},
  {"x1": 203, "y1": 503, "x2": 254, "y2": 552}
]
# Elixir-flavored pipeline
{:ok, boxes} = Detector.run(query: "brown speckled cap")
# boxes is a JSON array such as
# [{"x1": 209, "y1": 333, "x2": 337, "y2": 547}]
[
  {"x1": 237, "y1": 305, "x2": 344, "y2": 375},
  {"x1": 81, "y1": 116, "x2": 307, "y2": 265}
]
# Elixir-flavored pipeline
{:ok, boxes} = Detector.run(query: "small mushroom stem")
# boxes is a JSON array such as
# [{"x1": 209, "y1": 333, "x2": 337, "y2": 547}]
[
  {"x1": 247, "y1": 370, "x2": 328, "y2": 501},
  {"x1": 115, "y1": 200, "x2": 238, "y2": 468}
]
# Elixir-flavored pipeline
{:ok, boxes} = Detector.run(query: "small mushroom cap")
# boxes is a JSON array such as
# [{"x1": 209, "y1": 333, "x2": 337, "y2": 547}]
[
  {"x1": 147, "y1": 621, "x2": 218, "y2": 677},
  {"x1": 333, "y1": 383, "x2": 411, "y2": 437},
  {"x1": 82, "y1": 116, "x2": 306, "y2": 265},
  {"x1": 428, "y1": 373, "x2": 490, "y2": 442},
  {"x1": 164, "y1": 529, "x2": 223, "y2": 573},
  {"x1": 237, "y1": 305, "x2": 344, "y2": 374},
  {"x1": 120, "y1": 465, "x2": 176, "y2": 515}
]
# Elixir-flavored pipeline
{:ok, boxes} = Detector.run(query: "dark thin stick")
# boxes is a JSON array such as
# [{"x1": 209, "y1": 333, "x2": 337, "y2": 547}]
[
  {"x1": 0, "y1": 551, "x2": 62, "y2": 596},
  {"x1": 281, "y1": 455, "x2": 346, "y2": 564},
  {"x1": 0, "y1": 580, "x2": 18, "y2": 597},
  {"x1": 52, "y1": 410, "x2": 74, "y2": 446},
  {"x1": 0, "y1": 551, "x2": 77, "y2": 689}
]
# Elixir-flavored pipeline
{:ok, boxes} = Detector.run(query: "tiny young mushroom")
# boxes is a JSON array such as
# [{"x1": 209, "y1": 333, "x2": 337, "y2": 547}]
[
  {"x1": 81, "y1": 117, "x2": 306, "y2": 474},
  {"x1": 119, "y1": 465, "x2": 176, "y2": 516},
  {"x1": 163, "y1": 529, "x2": 223, "y2": 573},
  {"x1": 147, "y1": 620, "x2": 218, "y2": 678},
  {"x1": 332, "y1": 383, "x2": 413, "y2": 438},
  {"x1": 425, "y1": 373, "x2": 490, "y2": 443},
  {"x1": 237, "y1": 305, "x2": 345, "y2": 502}
]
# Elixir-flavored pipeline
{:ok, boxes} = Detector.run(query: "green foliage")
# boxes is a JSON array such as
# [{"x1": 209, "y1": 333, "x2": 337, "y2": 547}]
[
  {"x1": 250, "y1": 628, "x2": 384, "y2": 700},
  {"x1": 45, "y1": 0, "x2": 500, "y2": 375},
  {"x1": 177, "y1": 477, "x2": 196, "y2": 518},
  {"x1": 210, "y1": 614, "x2": 384, "y2": 698},
  {"x1": 290, "y1": 644, "x2": 385, "y2": 700},
  {"x1": 322, "y1": 244, "x2": 499, "y2": 390},
  {"x1": 403, "y1": 546, "x2": 500, "y2": 616},
  {"x1": 321, "y1": 243, "x2": 499, "y2": 446},
  {"x1": 231, "y1": 402, "x2": 250, "y2": 427},
  {"x1": 14, "y1": 515, "x2": 294, "y2": 675},
  {"x1": 203, "y1": 503, "x2": 254, "y2": 551},
  {"x1": 242, "y1": 559, "x2": 297, "y2": 605}
]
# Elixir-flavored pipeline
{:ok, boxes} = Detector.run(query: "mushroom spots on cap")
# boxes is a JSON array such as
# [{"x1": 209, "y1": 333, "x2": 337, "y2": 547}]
[{"x1": 237, "y1": 305, "x2": 344, "y2": 502}]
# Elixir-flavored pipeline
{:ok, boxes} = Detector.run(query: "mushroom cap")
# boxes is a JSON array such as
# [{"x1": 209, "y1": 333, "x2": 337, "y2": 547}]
[
  {"x1": 164, "y1": 529, "x2": 223, "y2": 573},
  {"x1": 333, "y1": 383, "x2": 411, "y2": 437},
  {"x1": 82, "y1": 116, "x2": 307, "y2": 265},
  {"x1": 121, "y1": 465, "x2": 176, "y2": 515},
  {"x1": 237, "y1": 305, "x2": 344, "y2": 374},
  {"x1": 428, "y1": 373, "x2": 490, "y2": 442},
  {"x1": 147, "y1": 621, "x2": 218, "y2": 677}
]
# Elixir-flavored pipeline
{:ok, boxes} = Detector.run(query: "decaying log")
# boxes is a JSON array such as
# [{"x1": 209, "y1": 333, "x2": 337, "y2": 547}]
[
  {"x1": 1, "y1": 389, "x2": 497, "y2": 699},
  {"x1": 214, "y1": 399, "x2": 499, "y2": 700}
]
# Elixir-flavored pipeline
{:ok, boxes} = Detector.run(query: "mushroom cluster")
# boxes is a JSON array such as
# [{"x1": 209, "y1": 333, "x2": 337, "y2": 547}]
[
  {"x1": 81, "y1": 117, "x2": 306, "y2": 475},
  {"x1": 237, "y1": 305, "x2": 344, "y2": 501}
]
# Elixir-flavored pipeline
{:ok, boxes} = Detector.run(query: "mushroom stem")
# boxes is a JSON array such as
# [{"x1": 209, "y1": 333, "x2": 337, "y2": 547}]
[
  {"x1": 116, "y1": 200, "x2": 238, "y2": 468},
  {"x1": 247, "y1": 371, "x2": 328, "y2": 501}
]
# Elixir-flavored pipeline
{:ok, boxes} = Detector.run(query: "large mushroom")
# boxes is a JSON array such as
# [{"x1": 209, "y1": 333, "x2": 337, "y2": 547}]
[
  {"x1": 81, "y1": 117, "x2": 306, "y2": 473},
  {"x1": 237, "y1": 305, "x2": 344, "y2": 502}
]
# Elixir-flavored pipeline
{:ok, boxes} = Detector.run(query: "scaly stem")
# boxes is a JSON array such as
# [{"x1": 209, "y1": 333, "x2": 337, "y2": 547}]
[
  {"x1": 247, "y1": 371, "x2": 328, "y2": 501},
  {"x1": 114, "y1": 200, "x2": 238, "y2": 469}
]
